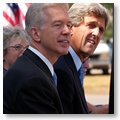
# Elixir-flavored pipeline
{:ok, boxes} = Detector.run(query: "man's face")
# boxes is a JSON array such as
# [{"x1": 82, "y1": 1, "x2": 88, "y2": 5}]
[
  {"x1": 38, "y1": 5, "x2": 72, "y2": 58},
  {"x1": 71, "y1": 15, "x2": 105, "y2": 59}
]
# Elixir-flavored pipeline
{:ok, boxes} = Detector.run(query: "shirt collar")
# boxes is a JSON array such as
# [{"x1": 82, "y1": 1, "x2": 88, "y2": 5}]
[
  {"x1": 69, "y1": 47, "x2": 82, "y2": 71},
  {"x1": 28, "y1": 46, "x2": 54, "y2": 76}
]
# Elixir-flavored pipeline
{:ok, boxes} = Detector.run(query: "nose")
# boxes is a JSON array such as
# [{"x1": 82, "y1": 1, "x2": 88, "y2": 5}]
[
  {"x1": 92, "y1": 27, "x2": 100, "y2": 37},
  {"x1": 19, "y1": 45, "x2": 28, "y2": 55},
  {"x1": 18, "y1": 48, "x2": 26, "y2": 57}
]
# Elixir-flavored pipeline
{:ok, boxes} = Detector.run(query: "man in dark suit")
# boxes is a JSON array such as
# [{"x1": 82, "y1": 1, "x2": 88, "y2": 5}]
[
  {"x1": 54, "y1": 3, "x2": 110, "y2": 114},
  {"x1": 3, "y1": 3, "x2": 72, "y2": 114}
]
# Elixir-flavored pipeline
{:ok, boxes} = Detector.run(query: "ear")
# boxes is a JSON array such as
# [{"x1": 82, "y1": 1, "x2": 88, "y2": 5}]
[{"x1": 30, "y1": 27, "x2": 41, "y2": 42}]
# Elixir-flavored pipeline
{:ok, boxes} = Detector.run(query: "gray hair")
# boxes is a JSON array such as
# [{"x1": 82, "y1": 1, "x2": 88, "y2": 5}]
[
  {"x1": 3, "y1": 26, "x2": 31, "y2": 52},
  {"x1": 68, "y1": 3, "x2": 110, "y2": 28},
  {"x1": 25, "y1": 3, "x2": 69, "y2": 35}
]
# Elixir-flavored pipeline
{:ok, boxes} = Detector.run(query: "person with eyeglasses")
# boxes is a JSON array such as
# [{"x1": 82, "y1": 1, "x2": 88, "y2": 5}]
[
  {"x1": 3, "y1": 3, "x2": 71, "y2": 114},
  {"x1": 3, "y1": 26, "x2": 30, "y2": 75}
]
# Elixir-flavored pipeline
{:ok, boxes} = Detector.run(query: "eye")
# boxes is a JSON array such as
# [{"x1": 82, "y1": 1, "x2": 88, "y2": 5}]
[
  {"x1": 87, "y1": 23, "x2": 96, "y2": 29},
  {"x1": 15, "y1": 45, "x2": 22, "y2": 49},
  {"x1": 99, "y1": 27, "x2": 104, "y2": 34},
  {"x1": 53, "y1": 22, "x2": 62, "y2": 28},
  {"x1": 67, "y1": 23, "x2": 73, "y2": 29},
  {"x1": 13, "y1": 44, "x2": 24, "y2": 51},
  {"x1": 54, "y1": 23, "x2": 61, "y2": 27}
]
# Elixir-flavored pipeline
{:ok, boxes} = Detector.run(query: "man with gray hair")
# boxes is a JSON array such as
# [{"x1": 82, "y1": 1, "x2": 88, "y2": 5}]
[
  {"x1": 3, "y1": 3, "x2": 72, "y2": 114},
  {"x1": 54, "y1": 3, "x2": 110, "y2": 114}
]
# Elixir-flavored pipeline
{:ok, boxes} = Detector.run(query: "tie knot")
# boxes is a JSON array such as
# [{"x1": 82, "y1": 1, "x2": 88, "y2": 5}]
[{"x1": 78, "y1": 64, "x2": 84, "y2": 74}]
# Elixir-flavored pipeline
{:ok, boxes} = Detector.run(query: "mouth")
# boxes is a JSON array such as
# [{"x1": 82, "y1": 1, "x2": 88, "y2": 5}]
[
  {"x1": 58, "y1": 39, "x2": 70, "y2": 44},
  {"x1": 87, "y1": 39, "x2": 96, "y2": 45}
]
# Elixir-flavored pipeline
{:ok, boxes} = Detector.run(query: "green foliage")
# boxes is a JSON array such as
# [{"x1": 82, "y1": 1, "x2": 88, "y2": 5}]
[{"x1": 101, "y1": 3, "x2": 114, "y2": 41}]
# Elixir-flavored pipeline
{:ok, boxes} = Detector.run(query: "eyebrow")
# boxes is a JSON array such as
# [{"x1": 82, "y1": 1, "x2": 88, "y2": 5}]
[
  {"x1": 87, "y1": 21, "x2": 105, "y2": 30},
  {"x1": 52, "y1": 19, "x2": 72, "y2": 24}
]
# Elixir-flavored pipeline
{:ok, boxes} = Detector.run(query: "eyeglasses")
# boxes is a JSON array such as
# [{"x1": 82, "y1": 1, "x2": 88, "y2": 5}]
[{"x1": 8, "y1": 44, "x2": 29, "y2": 51}]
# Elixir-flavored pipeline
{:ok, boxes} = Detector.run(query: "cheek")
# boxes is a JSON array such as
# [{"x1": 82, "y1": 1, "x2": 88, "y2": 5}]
[
  {"x1": 12, "y1": 51, "x2": 21, "y2": 58},
  {"x1": 5, "y1": 52, "x2": 17, "y2": 63}
]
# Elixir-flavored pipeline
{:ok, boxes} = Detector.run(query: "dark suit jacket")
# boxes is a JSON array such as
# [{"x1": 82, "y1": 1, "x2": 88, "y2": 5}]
[
  {"x1": 3, "y1": 49, "x2": 63, "y2": 114},
  {"x1": 54, "y1": 53, "x2": 89, "y2": 114}
]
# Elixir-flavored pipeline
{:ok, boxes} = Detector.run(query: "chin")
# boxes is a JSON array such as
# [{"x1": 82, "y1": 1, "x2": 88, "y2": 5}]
[{"x1": 60, "y1": 50, "x2": 69, "y2": 56}]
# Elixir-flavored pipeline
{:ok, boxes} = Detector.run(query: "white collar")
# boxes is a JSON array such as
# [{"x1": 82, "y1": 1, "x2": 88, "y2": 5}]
[{"x1": 28, "y1": 46, "x2": 54, "y2": 76}]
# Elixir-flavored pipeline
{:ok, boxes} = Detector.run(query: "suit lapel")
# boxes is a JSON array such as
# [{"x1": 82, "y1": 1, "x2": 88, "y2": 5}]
[
  {"x1": 64, "y1": 53, "x2": 80, "y2": 81},
  {"x1": 64, "y1": 53, "x2": 89, "y2": 112},
  {"x1": 23, "y1": 49, "x2": 53, "y2": 80}
]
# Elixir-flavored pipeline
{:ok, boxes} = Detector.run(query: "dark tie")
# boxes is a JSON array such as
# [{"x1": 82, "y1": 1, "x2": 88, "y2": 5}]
[
  {"x1": 52, "y1": 72, "x2": 57, "y2": 86},
  {"x1": 78, "y1": 64, "x2": 84, "y2": 86}
]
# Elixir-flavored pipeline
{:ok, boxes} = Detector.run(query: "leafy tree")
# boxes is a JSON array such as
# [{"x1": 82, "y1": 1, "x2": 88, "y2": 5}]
[{"x1": 101, "y1": 3, "x2": 114, "y2": 41}]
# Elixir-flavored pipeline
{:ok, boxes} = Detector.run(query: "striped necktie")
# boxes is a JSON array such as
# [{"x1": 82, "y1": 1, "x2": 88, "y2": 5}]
[{"x1": 78, "y1": 64, "x2": 84, "y2": 86}]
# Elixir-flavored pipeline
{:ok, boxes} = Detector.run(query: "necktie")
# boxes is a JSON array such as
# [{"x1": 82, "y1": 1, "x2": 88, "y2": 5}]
[
  {"x1": 78, "y1": 64, "x2": 84, "y2": 86},
  {"x1": 52, "y1": 72, "x2": 57, "y2": 86}
]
